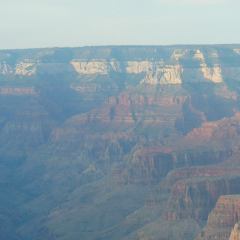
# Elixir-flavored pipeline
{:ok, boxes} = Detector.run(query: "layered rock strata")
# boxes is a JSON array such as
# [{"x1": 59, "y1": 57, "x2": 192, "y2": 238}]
[{"x1": 196, "y1": 195, "x2": 240, "y2": 240}]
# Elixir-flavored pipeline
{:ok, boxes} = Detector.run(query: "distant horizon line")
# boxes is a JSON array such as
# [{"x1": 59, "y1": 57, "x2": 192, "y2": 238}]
[{"x1": 1, "y1": 43, "x2": 240, "y2": 51}]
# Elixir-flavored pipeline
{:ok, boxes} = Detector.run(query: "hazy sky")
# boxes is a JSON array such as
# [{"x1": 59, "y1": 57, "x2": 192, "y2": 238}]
[{"x1": 0, "y1": 0, "x2": 239, "y2": 49}]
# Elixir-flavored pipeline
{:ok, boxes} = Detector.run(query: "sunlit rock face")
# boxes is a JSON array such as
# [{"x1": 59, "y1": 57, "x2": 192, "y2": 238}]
[
  {"x1": 0, "y1": 45, "x2": 240, "y2": 240},
  {"x1": 70, "y1": 59, "x2": 184, "y2": 85},
  {"x1": 196, "y1": 195, "x2": 240, "y2": 240},
  {"x1": 200, "y1": 64, "x2": 223, "y2": 83},
  {"x1": 142, "y1": 64, "x2": 183, "y2": 85},
  {"x1": 2, "y1": 45, "x2": 240, "y2": 85},
  {"x1": 126, "y1": 61, "x2": 152, "y2": 74},
  {"x1": 0, "y1": 60, "x2": 36, "y2": 76},
  {"x1": 67, "y1": 48, "x2": 225, "y2": 85},
  {"x1": 15, "y1": 61, "x2": 36, "y2": 76},
  {"x1": 229, "y1": 223, "x2": 240, "y2": 240},
  {"x1": 193, "y1": 49, "x2": 223, "y2": 83},
  {"x1": 70, "y1": 60, "x2": 110, "y2": 75}
]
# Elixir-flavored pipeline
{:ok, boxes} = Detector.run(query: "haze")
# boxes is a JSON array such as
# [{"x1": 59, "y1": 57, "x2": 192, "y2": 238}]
[{"x1": 0, "y1": 0, "x2": 239, "y2": 49}]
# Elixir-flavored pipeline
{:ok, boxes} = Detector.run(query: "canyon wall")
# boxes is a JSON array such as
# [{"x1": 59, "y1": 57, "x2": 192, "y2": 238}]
[
  {"x1": 196, "y1": 195, "x2": 240, "y2": 240},
  {"x1": 0, "y1": 45, "x2": 240, "y2": 240},
  {"x1": 229, "y1": 223, "x2": 240, "y2": 240}
]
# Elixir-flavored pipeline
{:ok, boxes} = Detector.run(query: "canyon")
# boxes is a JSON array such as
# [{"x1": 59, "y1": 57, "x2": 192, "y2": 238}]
[{"x1": 1, "y1": 45, "x2": 240, "y2": 240}]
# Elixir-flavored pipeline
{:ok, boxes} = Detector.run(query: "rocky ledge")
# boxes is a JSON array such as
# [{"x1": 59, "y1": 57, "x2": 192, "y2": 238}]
[{"x1": 196, "y1": 195, "x2": 240, "y2": 240}]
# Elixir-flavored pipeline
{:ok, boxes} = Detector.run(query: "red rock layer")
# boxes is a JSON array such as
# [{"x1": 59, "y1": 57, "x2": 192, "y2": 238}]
[
  {"x1": 166, "y1": 176, "x2": 240, "y2": 222},
  {"x1": 196, "y1": 195, "x2": 240, "y2": 240}
]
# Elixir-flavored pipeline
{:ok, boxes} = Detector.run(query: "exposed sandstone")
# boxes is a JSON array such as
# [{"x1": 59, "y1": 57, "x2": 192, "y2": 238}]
[
  {"x1": 193, "y1": 49, "x2": 223, "y2": 83},
  {"x1": 126, "y1": 61, "x2": 152, "y2": 74},
  {"x1": 229, "y1": 223, "x2": 240, "y2": 240},
  {"x1": 64, "y1": 91, "x2": 186, "y2": 127},
  {"x1": 0, "y1": 55, "x2": 229, "y2": 85},
  {"x1": 70, "y1": 60, "x2": 110, "y2": 75},
  {"x1": 1, "y1": 45, "x2": 240, "y2": 240},
  {"x1": 128, "y1": 146, "x2": 174, "y2": 183},
  {"x1": 200, "y1": 63, "x2": 223, "y2": 83},
  {"x1": 166, "y1": 177, "x2": 240, "y2": 223},
  {"x1": 185, "y1": 122, "x2": 218, "y2": 143},
  {"x1": 15, "y1": 62, "x2": 36, "y2": 76},
  {"x1": 71, "y1": 59, "x2": 183, "y2": 85},
  {"x1": 142, "y1": 64, "x2": 183, "y2": 85},
  {"x1": 196, "y1": 195, "x2": 240, "y2": 240},
  {"x1": 70, "y1": 60, "x2": 183, "y2": 85}
]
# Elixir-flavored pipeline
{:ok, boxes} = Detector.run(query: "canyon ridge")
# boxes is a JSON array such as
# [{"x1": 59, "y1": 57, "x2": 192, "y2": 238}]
[{"x1": 1, "y1": 45, "x2": 240, "y2": 240}]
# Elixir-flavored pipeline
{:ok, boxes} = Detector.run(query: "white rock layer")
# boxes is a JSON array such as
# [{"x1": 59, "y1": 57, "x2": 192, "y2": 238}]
[
  {"x1": 194, "y1": 49, "x2": 223, "y2": 83},
  {"x1": 15, "y1": 62, "x2": 36, "y2": 76},
  {"x1": 0, "y1": 63, "x2": 14, "y2": 75},
  {"x1": 71, "y1": 60, "x2": 109, "y2": 75}
]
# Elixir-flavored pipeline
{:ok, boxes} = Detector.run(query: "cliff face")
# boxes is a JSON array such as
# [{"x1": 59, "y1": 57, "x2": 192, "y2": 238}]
[
  {"x1": 70, "y1": 60, "x2": 112, "y2": 75},
  {"x1": 1, "y1": 45, "x2": 240, "y2": 240},
  {"x1": 0, "y1": 61, "x2": 36, "y2": 76},
  {"x1": 1, "y1": 46, "x2": 240, "y2": 85},
  {"x1": 196, "y1": 195, "x2": 240, "y2": 240},
  {"x1": 126, "y1": 146, "x2": 174, "y2": 183},
  {"x1": 142, "y1": 64, "x2": 183, "y2": 85},
  {"x1": 229, "y1": 223, "x2": 240, "y2": 240},
  {"x1": 62, "y1": 89, "x2": 187, "y2": 128}
]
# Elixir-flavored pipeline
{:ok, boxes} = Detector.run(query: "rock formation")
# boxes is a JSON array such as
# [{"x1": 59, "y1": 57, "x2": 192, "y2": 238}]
[
  {"x1": 15, "y1": 62, "x2": 36, "y2": 76},
  {"x1": 196, "y1": 195, "x2": 240, "y2": 240},
  {"x1": 70, "y1": 60, "x2": 110, "y2": 75},
  {"x1": 229, "y1": 223, "x2": 240, "y2": 240},
  {"x1": 0, "y1": 45, "x2": 240, "y2": 240},
  {"x1": 142, "y1": 64, "x2": 183, "y2": 85},
  {"x1": 126, "y1": 61, "x2": 152, "y2": 74},
  {"x1": 193, "y1": 49, "x2": 223, "y2": 83},
  {"x1": 166, "y1": 178, "x2": 240, "y2": 222}
]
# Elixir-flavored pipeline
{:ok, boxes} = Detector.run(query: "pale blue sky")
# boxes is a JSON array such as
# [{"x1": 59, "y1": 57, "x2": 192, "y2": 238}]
[{"x1": 0, "y1": 0, "x2": 239, "y2": 49}]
